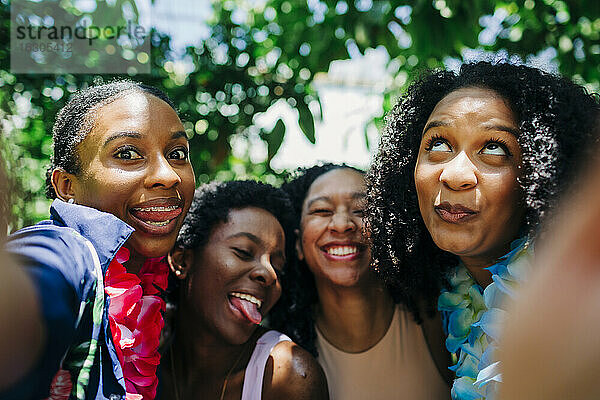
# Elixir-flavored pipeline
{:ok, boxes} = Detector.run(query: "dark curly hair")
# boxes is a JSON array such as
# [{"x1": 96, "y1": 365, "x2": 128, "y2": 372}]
[
  {"x1": 365, "y1": 61, "x2": 600, "y2": 321},
  {"x1": 176, "y1": 180, "x2": 294, "y2": 254},
  {"x1": 268, "y1": 163, "x2": 364, "y2": 356},
  {"x1": 45, "y1": 80, "x2": 176, "y2": 199}
]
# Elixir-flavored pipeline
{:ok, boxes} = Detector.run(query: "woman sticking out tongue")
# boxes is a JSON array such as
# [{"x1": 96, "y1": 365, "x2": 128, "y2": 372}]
[
  {"x1": 163, "y1": 181, "x2": 328, "y2": 400},
  {"x1": 229, "y1": 293, "x2": 263, "y2": 325}
]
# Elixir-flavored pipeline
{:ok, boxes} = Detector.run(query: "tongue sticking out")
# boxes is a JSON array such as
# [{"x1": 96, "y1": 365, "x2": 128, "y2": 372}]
[{"x1": 230, "y1": 296, "x2": 262, "y2": 324}]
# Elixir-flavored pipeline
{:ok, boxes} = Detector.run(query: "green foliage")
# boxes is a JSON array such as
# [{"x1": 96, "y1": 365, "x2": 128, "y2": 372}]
[
  {"x1": 1, "y1": 0, "x2": 599, "y2": 229},
  {"x1": 10, "y1": 0, "x2": 149, "y2": 74},
  {"x1": 296, "y1": 100, "x2": 315, "y2": 143},
  {"x1": 265, "y1": 118, "x2": 286, "y2": 161}
]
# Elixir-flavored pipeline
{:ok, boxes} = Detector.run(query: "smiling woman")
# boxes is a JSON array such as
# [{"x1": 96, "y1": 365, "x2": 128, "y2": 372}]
[
  {"x1": 365, "y1": 61, "x2": 600, "y2": 400},
  {"x1": 162, "y1": 180, "x2": 328, "y2": 400},
  {"x1": 50, "y1": 87, "x2": 195, "y2": 268},
  {"x1": 2, "y1": 80, "x2": 195, "y2": 400},
  {"x1": 269, "y1": 164, "x2": 450, "y2": 400}
]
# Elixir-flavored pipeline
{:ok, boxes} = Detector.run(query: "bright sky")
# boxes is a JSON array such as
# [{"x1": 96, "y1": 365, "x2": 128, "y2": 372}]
[{"x1": 263, "y1": 49, "x2": 389, "y2": 170}]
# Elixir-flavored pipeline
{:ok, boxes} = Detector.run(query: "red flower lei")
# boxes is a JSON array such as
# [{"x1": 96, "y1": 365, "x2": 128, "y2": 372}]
[
  {"x1": 104, "y1": 247, "x2": 169, "y2": 400},
  {"x1": 45, "y1": 369, "x2": 72, "y2": 400}
]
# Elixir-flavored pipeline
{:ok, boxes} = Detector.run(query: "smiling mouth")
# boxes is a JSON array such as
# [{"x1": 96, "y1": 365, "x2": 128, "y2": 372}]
[
  {"x1": 326, "y1": 245, "x2": 358, "y2": 256},
  {"x1": 322, "y1": 244, "x2": 363, "y2": 260},
  {"x1": 230, "y1": 292, "x2": 262, "y2": 309},
  {"x1": 129, "y1": 205, "x2": 183, "y2": 234}
]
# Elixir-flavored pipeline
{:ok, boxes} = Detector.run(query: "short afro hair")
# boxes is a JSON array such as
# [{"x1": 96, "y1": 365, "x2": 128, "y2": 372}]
[
  {"x1": 268, "y1": 163, "x2": 364, "y2": 357},
  {"x1": 365, "y1": 61, "x2": 600, "y2": 320},
  {"x1": 46, "y1": 80, "x2": 176, "y2": 199},
  {"x1": 176, "y1": 180, "x2": 294, "y2": 255}
]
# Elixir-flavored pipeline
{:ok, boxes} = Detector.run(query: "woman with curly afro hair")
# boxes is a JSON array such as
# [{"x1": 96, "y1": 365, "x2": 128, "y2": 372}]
[
  {"x1": 163, "y1": 180, "x2": 328, "y2": 400},
  {"x1": 364, "y1": 61, "x2": 599, "y2": 399},
  {"x1": 269, "y1": 164, "x2": 450, "y2": 400}
]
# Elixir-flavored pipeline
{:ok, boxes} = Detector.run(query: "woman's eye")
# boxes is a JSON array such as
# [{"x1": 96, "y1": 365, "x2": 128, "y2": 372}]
[
  {"x1": 169, "y1": 148, "x2": 188, "y2": 160},
  {"x1": 311, "y1": 209, "x2": 333, "y2": 216},
  {"x1": 115, "y1": 148, "x2": 142, "y2": 160},
  {"x1": 233, "y1": 248, "x2": 253, "y2": 260},
  {"x1": 480, "y1": 142, "x2": 509, "y2": 156},
  {"x1": 427, "y1": 139, "x2": 452, "y2": 152},
  {"x1": 353, "y1": 209, "x2": 364, "y2": 217}
]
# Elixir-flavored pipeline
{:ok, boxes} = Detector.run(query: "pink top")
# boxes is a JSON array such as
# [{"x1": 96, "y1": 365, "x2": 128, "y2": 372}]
[{"x1": 241, "y1": 330, "x2": 292, "y2": 400}]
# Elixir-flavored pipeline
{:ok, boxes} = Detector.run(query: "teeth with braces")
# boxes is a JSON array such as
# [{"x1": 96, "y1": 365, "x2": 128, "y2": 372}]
[
  {"x1": 230, "y1": 292, "x2": 262, "y2": 308},
  {"x1": 327, "y1": 246, "x2": 358, "y2": 256},
  {"x1": 132, "y1": 206, "x2": 179, "y2": 212},
  {"x1": 144, "y1": 220, "x2": 171, "y2": 226}
]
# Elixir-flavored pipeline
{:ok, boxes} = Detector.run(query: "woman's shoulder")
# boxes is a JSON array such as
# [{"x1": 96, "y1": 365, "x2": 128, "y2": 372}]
[
  {"x1": 8, "y1": 221, "x2": 92, "y2": 257},
  {"x1": 6, "y1": 222, "x2": 99, "y2": 298},
  {"x1": 261, "y1": 332, "x2": 329, "y2": 400},
  {"x1": 7, "y1": 200, "x2": 133, "y2": 276}
]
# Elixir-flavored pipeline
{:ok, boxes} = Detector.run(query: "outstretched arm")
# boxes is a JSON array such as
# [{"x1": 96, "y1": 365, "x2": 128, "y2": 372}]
[
  {"x1": 499, "y1": 157, "x2": 600, "y2": 400},
  {"x1": 0, "y1": 252, "x2": 45, "y2": 390},
  {"x1": 2, "y1": 229, "x2": 85, "y2": 398},
  {"x1": 263, "y1": 340, "x2": 329, "y2": 400}
]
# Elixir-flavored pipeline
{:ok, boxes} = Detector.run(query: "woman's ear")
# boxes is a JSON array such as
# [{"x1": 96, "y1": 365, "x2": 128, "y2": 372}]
[
  {"x1": 51, "y1": 168, "x2": 77, "y2": 203},
  {"x1": 168, "y1": 246, "x2": 194, "y2": 280},
  {"x1": 294, "y1": 228, "x2": 304, "y2": 261}
]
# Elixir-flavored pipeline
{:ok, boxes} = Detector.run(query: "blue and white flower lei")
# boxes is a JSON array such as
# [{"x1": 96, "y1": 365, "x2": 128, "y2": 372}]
[{"x1": 438, "y1": 237, "x2": 532, "y2": 400}]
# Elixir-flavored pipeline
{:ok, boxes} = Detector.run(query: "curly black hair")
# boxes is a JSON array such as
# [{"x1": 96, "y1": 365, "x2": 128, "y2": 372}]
[
  {"x1": 45, "y1": 80, "x2": 176, "y2": 199},
  {"x1": 365, "y1": 61, "x2": 600, "y2": 321},
  {"x1": 268, "y1": 163, "x2": 364, "y2": 357},
  {"x1": 176, "y1": 180, "x2": 294, "y2": 254}
]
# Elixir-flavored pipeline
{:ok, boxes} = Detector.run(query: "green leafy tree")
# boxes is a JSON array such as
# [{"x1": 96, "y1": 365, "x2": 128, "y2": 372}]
[{"x1": 2, "y1": 0, "x2": 599, "y2": 229}]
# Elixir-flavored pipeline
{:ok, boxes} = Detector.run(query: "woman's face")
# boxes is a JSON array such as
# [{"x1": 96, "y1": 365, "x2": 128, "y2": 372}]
[
  {"x1": 72, "y1": 91, "x2": 195, "y2": 258},
  {"x1": 186, "y1": 207, "x2": 285, "y2": 345},
  {"x1": 298, "y1": 168, "x2": 370, "y2": 288},
  {"x1": 414, "y1": 87, "x2": 524, "y2": 267}
]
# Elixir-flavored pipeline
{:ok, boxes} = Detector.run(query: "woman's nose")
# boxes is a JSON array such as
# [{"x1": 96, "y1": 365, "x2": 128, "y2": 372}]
[
  {"x1": 439, "y1": 151, "x2": 478, "y2": 190},
  {"x1": 145, "y1": 154, "x2": 181, "y2": 189},
  {"x1": 250, "y1": 255, "x2": 278, "y2": 287},
  {"x1": 329, "y1": 211, "x2": 356, "y2": 233}
]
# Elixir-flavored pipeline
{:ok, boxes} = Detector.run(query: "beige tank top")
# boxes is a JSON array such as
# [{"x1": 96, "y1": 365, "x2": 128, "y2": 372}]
[{"x1": 316, "y1": 306, "x2": 449, "y2": 400}]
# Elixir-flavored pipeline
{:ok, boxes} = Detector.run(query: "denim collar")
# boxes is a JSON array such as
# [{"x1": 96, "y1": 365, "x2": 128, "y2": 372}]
[{"x1": 50, "y1": 199, "x2": 134, "y2": 271}]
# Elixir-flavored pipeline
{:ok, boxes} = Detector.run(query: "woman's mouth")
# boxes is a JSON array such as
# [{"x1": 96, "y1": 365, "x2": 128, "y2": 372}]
[
  {"x1": 129, "y1": 201, "x2": 183, "y2": 235},
  {"x1": 322, "y1": 243, "x2": 362, "y2": 261},
  {"x1": 434, "y1": 202, "x2": 478, "y2": 223},
  {"x1": 228, "y1": 292, "x2": 263, "y2": 325}
]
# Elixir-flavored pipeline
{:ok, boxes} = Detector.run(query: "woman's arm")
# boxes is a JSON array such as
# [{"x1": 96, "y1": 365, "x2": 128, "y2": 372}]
[
  {"x1": 262, "y1": 341, "x2": 329, "y2": 400},
  {"x1": 1, "y1": 228, "x2": 86, "y2": 398},
  {"x1": 0, "y1": 251, "x2": 45, "y2": 390},
  {"x1": 499, "y1": 157, "x2": 600, "y2": 400},
  {"x1": 419, "y1": 301, "x2": 454, "y2": 387}
]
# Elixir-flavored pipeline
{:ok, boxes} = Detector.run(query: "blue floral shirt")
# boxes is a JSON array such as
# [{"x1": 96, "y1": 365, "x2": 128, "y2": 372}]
[{"x1": 2, "y1": 199, "x2": 134, "y2": 400}]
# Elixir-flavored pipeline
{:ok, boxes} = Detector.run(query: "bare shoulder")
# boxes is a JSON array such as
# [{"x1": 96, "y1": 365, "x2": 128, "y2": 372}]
[{"x1": 262, "y1": 340, "x2": 329, "y2": 400}]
